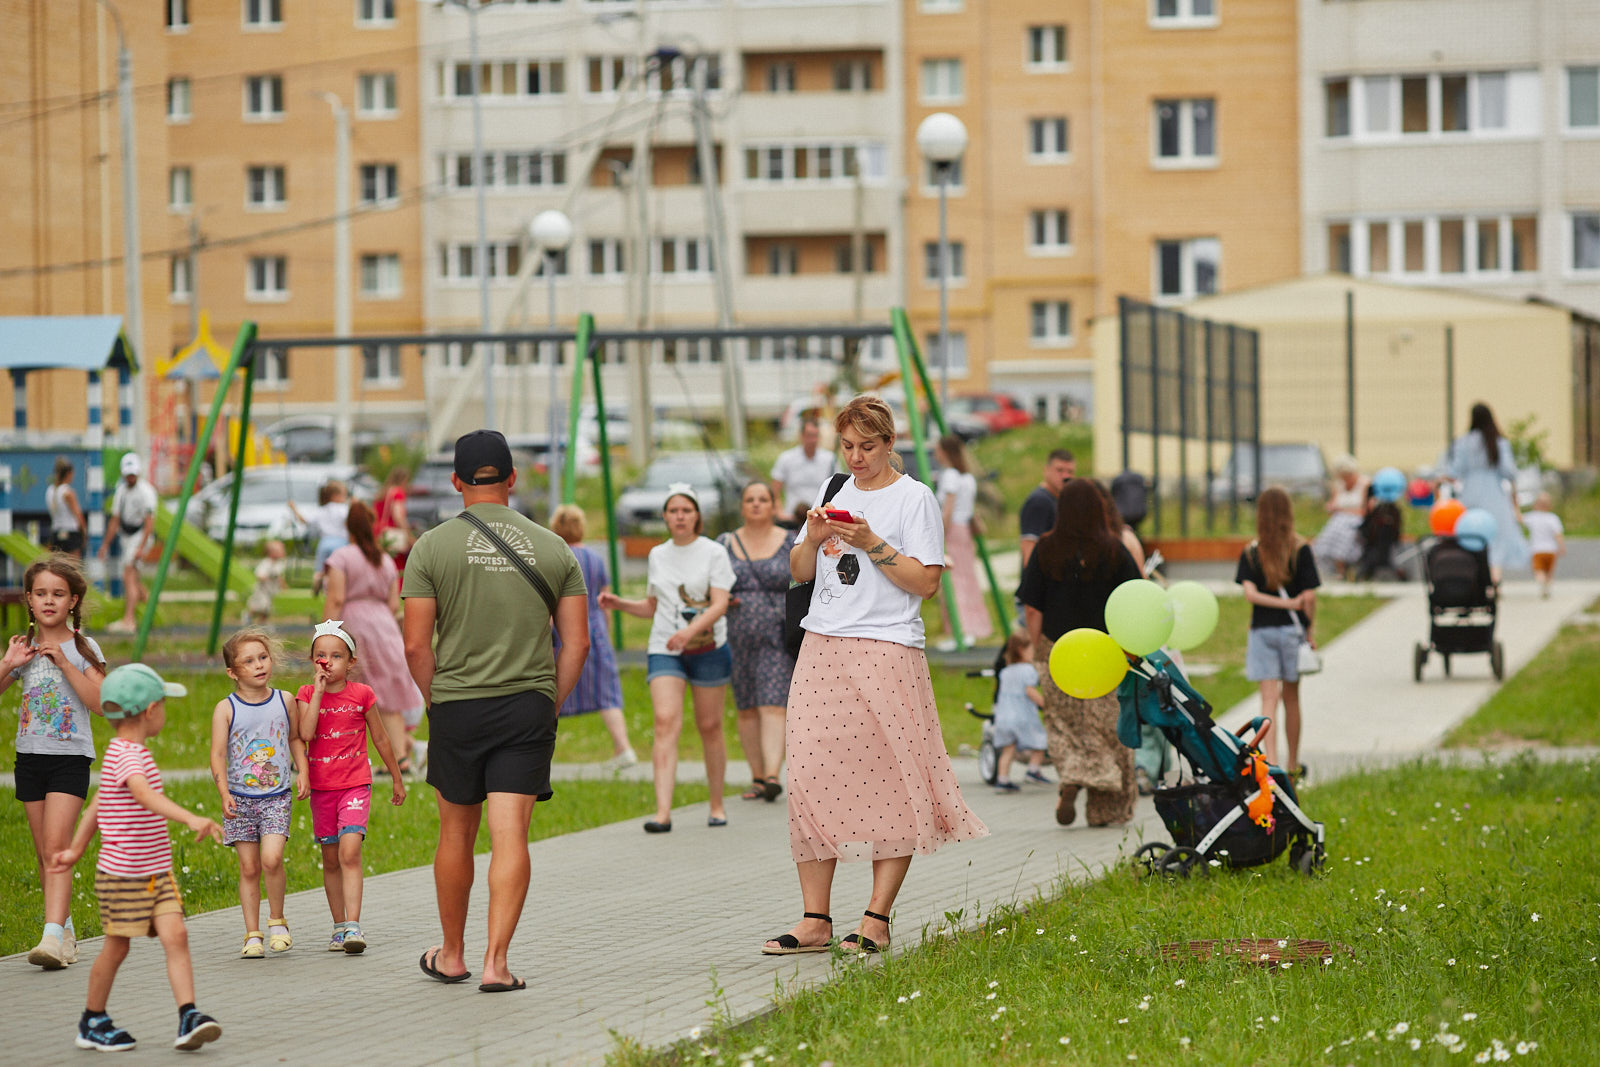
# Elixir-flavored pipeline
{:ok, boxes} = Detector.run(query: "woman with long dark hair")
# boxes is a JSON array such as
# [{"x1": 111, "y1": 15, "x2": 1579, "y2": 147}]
[
  {"x1": 1018, "y1": 479, "x2": 1142, "y2": 827},
  {"x1": 324, "y1": 500, "x2": 426, "y2": 774},
  {"x1": 1444, "y1": 402, "x2": 1530, "y2": 577}
]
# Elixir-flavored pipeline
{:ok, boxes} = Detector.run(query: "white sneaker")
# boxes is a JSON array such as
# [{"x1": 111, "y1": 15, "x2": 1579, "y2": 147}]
[
  {"x1": 932, "y1": 638, "x2": 958, "y2": 653},
  {"x1": 411, "y1": 740, "x2": 428, "y2": 774},
  {"x1": 27, "y1": 933, "x2": 65, "y2": 970},
  {"x1": 62, "y1": 929, "x2": 78, "y2": 965},
  {"x1": 604, "y1": 749, "x2": 638, "y2": 773}
]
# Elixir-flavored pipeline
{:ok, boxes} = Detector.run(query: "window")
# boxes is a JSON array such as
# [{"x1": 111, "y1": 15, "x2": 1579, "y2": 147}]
[
  {"x1": 833, "y1": 60, "x2": 873, "y2": 92},
  {"x1": 168, "y1": 167, "x2": 192, "y2": 212},
  {"x1": 359, "y1": 254, "x2": 402, "y2": 298},
  {"x1": 1440, "y1": 74, "x2": 1468, "y2": 132},
  {"x1": 588, "y1": 238, "x2": 626, "y2": 277},
  {"x1": 1332, "y1": 70, "x2": 1537, "y2": 140},
  {"x1": 1511, "y1": 215, "x2": 1537, "y2": 271},
  {"x1": 447, "y1": 150, "x2": 567, "y2": 189},
  {"x1": 246, "y1": 165, "x2": 286, "y2": 210},
  {"x1": 1363, "y1": 75, "x2": 1394, "y2": 135},
  {"x1": 765, "y1": 62, "x2": 796, "y2": 93},
  {"x1": 920, "y1": 58, "x2": 963, "y2": 102},
  {"x1": 357, "y1": 0, "x2": 395, "y2": 25},
  {"x1": 1569, "y1": 67, "x2": 1600, "y2": 129},
  {"x1": 1368, "y1": 221, "x2": 1391, "y2": 273},
  {"x1": 924, "y1": 155, "x2": 963, "y2": 188},
  {"x1": 1324, "y1": 79, "x2": 1350, "y2": 138},
  {"x1": 1152, "y1": 0, "x2": 1215, "y2": 25},
  {"x1": 1327, "y1": 223, "x2": 1351, "y2": 273},
  {"x1": 1028, "y1": 117, "x2": 1069, "y2": 159},
  {"x1": 357, "y1": 73, "x2": 397, "y2": 117},
  {"x1": 438, "y1": 242, "x2": 523, "y2": 282},
  {"x1": 526, "y1": 58, "x2": 567, "y2": 96},
  {"x1": 919, "y1": 0, "x2": 962, "y2": 10},
  {"x1": 244, "y1": 75, "x2": 285, "y2": 120},
  {"x1": 1331, "y1": 212, "x2": 1540, "y2": 277},
  {"x1": 1028, "y1": 209, "x2": 1071, "y2": 253},
  {"x1": 247, "y1": 256, "x2": 289, "y2": 301},
  {"x1": 167, "y1": 78, "x2": 191, "y2": 123},
  {"x1": 1154, "y1": 237, "x2": 1220, "y2": 299},
  {"x1": 259, "y1": 347, "x2": 289, "y2": 387},
  {"x1": 1154, "y1": 98, "x2": 1216, "y2": 163},
  {"x1": 359, "y1": 163, "x2": 399, "y2": 205},
  {"x1": 362, "y1": 344, "x2": 400, "y2": 385},
  {"x1": 1025, "y1": 25, "x2": 1067, "y2": 69},
  {"x1": 1030, "y1": 301, "x2": 1073, "y2": 346},
  {"x1": 243, "y1": 0, "x2": 282, "y2": 29},
  {"x1": 532, "y1": 249, "x2": 569, "y2": 278},
  {"x1": 834, "y1": 241, "x2": 877, "y2": 274},
  {"x1": 1403, "y1": 220, "x2": 1426, "y2": 272},
  {"x1": 1574, "y1": 214, "x2": 1600, "y2": 271},
  {"x1": 1439, "y1": 218, "x2": 1466, "y2": 274},
  {"x1": 744, "y1": 142, "x2": 886, "y2": 184},
  {"x1": 923, "y1": 241, "x2": 965, "y2": 282},
  {"x1": 767, "y1": 244, "x2": 799, "y2": 276},
  {"x1": 924, "y1": 331, "x2": 968, "y2": 376},
  {"x1": 1401, "y1": 76, "x2": 1428, "y2": 133},
  {"x1": 169, "y1": 255, "x2": 192, "y2": 302},
  {"x1": 656, "y1": 238, "x2": 709, "y2": 275},
  {"x1": 586, "y1": 56, "x2": 632, "y2": 95},
  {"x1": 167, "y1": 0, "x2": 189, "y2": 31}
]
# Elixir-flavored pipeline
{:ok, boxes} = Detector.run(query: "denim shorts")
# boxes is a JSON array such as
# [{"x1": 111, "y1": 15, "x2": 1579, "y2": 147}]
[
  {"x1": 646, "y1": 646, "x2": 733, "y2": 688},
  {"x1": 1245, "y1": 624, "x2": 1302, "y2": 683}
]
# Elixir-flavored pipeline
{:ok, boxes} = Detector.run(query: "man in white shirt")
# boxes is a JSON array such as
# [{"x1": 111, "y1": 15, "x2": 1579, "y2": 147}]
[
  {"x1": 770, "y1": 419, "x2": 838, "y2": 525},
  {"x1": 97, "y1": 454, "x2": 159, "y2": 632}
]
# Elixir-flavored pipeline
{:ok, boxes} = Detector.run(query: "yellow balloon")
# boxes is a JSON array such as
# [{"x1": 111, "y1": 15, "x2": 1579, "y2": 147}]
[{"x1": 1049, "y1": 629, "x2": 1130, "y2": 700}]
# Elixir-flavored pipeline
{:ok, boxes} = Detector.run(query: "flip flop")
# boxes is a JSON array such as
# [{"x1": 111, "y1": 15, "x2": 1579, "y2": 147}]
[
  {"x1": 478, "y1": 977, "x2": 526, "y2": 993},
  {"x1": 419, "y1": 949, "x2": 471, "y2": 985}
]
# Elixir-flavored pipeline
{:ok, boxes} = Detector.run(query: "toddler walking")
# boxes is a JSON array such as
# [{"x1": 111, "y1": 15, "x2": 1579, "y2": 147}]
[
  {"x1": 992, "y1": 633, "x2": 1051, "y2": 792},
  {"x1": 244, "y1": 540, "x2": 287, "y2": 624},
  {"x1": 49, "y1": 664, "x2": 224, "y2": 1052},
  {"x1": 1521, "y1": 493, "x2": 1565, "y2": 599},
  {"x1": 209, "y1": 628, "x2": 309, "y2": 959},
  {"x1": 296, "y1": 620, "x2": 405, "y2": 953}
]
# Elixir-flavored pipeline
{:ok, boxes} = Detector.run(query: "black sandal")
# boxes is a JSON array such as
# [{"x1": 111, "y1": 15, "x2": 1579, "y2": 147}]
[
  {"x1": 761, "y1": 912, "x2": 832, "y2": 955},
  {"x1": 762, "y1": 777, "x2": 783, "y2": 802},
  {"x1": 841, "y1": 910, "x2": 891, "y2": 954},
  {"x1": 741, "y1": 781, "x2": 766, "y2": 801}
]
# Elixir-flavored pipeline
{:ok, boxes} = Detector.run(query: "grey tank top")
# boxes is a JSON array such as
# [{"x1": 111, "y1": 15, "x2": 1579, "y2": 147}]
[{"x1": 225, "y1": 690, "x2": 295, "y2": 798}]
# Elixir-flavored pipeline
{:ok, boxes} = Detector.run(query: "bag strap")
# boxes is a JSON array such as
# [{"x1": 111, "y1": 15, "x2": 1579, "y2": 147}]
[
  {"x1": 820, "y1": 472, "x2": 849, "y2": 507},
  {"x1": 1276, "y1": 585, "x2": 1307, "y2": 637},
  {"x1": 457, "y1": 510, "x2": 559, "y2": 617},
  {"x1": 728, "y1": 530, "x2": 751, "y2": 562}
]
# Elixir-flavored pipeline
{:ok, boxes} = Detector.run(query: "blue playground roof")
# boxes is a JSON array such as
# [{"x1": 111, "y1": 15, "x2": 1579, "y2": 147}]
[{"x1": 0, "y1": 316, "x2": 136, "y2": 373}]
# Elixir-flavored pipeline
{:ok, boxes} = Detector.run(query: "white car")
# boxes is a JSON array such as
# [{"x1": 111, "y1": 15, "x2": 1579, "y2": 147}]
[{"x1": 191, "y1": 464, "x2": 374, "y2": 546}]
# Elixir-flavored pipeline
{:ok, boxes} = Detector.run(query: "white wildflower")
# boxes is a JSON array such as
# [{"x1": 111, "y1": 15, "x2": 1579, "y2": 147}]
[
  {"x1": 1515, "y1": 1042, "x2": 1530, "y2": 1055},
  {"x1": 1281, "y1": 962, "x2": 1293, "y2": 969},
  {"x1": 1059, "y1": 1037, "x2": 1071, "y2": 1046},
  {"x1": 1395, "y1": 1022, "x2": 1411, "y2": 1034},
  {"x1": 1462, "y1": 1014, "x2": 1478, "y2": 1022},
  {"x1": 1138, "y1": 1002, "x2": 1150, "y2": 1011},
  {"x1": 1036, "y1": 928, "x2": 1045, "y2": 935},
  {"x1": 897, "y1": 996, "x2": 908, "y2": 1004},
  {"x1": 996, "y1": 927, "x2": 1007, "y2": 935},
  {"x1": 1118, "y1": 1018, "x2": 1129, "y2": 1024},
  {"x1": 690, "y1": 1028, "x2": 702, "y2": 1039},
  {"x1": 1448, "y1": 958, "x2": 1457, "y2": 966},
  {"x1": 985, "y1": 992, "x2": 996, "y2": 1001},
  {"x1": 1173, "y1": 978, "x2": 1186, "y2": 987},
  {"x1": 1475, "y1": 1053, "x2": 1491, "y2": 1064},
  {"x1": 988, "y1": 980, "x2": 999, "y2": 989},
  {"x1": 1412, "y1": 1039, "x2": 1423, "y2": 1050},
  {"x1": 1494, "y1": 1050, "x2": 1512, "y2": 1062},
  {"x1": 1179, "y1": 1037, "x2": 1191, "y2": 1046},
  {"x1": 909, "y1": 990, "x2": 922, "y2": 999},
  {"x1": 876, "y1": 1014, "x2": 887, "y2": 1023},
  {"x1": 997, "y1": 1006, "x2": 1007, "y2": 1013},
  {"x1": 1530, "y1": 913, "x2": 1540, "y2": 923}
]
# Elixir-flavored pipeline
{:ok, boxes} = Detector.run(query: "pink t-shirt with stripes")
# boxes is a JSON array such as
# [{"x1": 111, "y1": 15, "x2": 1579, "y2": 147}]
[{"x1": 96, "y1": 738, "x2": 172, "y2": 877}]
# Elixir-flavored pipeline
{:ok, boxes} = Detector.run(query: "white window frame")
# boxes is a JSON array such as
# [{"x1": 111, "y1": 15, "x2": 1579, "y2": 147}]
[
  {"x1": 924, "y1": 331, "x2": 969, "y2": 377},
  {"x1": 242, "y1": 0, "x2": 282, "y2": 30},
  {"x1": 359, "y1": 163, "x2": 399, "y2": 206},
  {"x1": 1025, "y1": 25, "x2": 1068, "y2": 71},
  {"x1": 169, "y1": 255, "x2": 192, "y2": 303},
  {"x1": 920, "y1": 58, "x2": 963, "y2": 104},
  {"x1": 246, "y1": 256, "x2": 289, "y2": 303},
  {"x1": 359, "y1": 253, "x2": 403, "y2": 299},
  {"x1": 1027, "y1": 116, "x2": 1069, "y2": 161},
  {"x1": 167, "y1": 166, "x2": 192, "y2": 212},
  {"x1": 166, "y1": 0, "x2": 190, "y2": 32},
  {"x1": 1027, "y1": 209, "x2": 1072, "y2": 255},
  {"x1": 1029, "y1": 300, "x2": 1074, "y2": 348},
  {"x1": 923, "y1": 241, "x2": 966, "y2": 284},
  {"x1": 585, "y1": 55, "x2": 633, "y2": 97},
  {"x1": 362, "y1": 344, "x2": 402, "y2": 387},
  {"x1": 1332, "y1": 70, "x2": 1538, "y2": 142},
  {"x1": 166, "y1": 77, "x2": 191, "y2": 123},
  {"x1": 243, "y1": 75, "x2": 285, "y2": 121},
  {"x1": 1571, "y1": 212, "x2": 1600, "y2": 274},
  {"x1": 1326, "y1": 212, "x2": 1540, "y2": 279},
  {"x1": 525, "y1": 58, "x2": 567, "y2": 98},
  {"x1": 655, "y1": 237, "x2": 710, "y2": 277},
  {"x1": 833, "y1": 59, "x2": 873, "y2": 92},
  {"x1": 834, "y1": 240, "x2": 878, "y2": 274},
  {"x1": 918, "y1": 0, "x2": 963, "y2": 11},
  {"x1": 356, "y1": 0, "x2": 395, "y2": 26},
  {"x1": 765, "y1": 62, "x2": 796, "y2": 94},
  {"x1": 258, "y1": 347, "x2": 289, "y2": 389},
  {"x1": 1153, "y1": 98, "x2": 1217, "y2": 167},
  {"x1": 357, "y1": 73, "x2": 398, "y2": 117},
  {"x1": 1566, "y1": 66, "x2": 1600, "y2": 133},
  {"x1": 744, "y1": 141, "x2": 888, "y2": 186},
  {"x1": 1153, "y1": 237, "x2": 1220, "y2": 301},
  {"x1": 438, "y1": 242, "x2": 522, "y2": 284},
  {"x1": 245, "y1": 165, "x2": 287, "y2": 211},
  {"x1": 1150, "y1": 0, "x2": 1217, "y2": 29},
  {"x1": 588, "y1": 238, "x2": 627, "y2": 278},
  {"x1": 766, "y1": 244, "x2": 799, "y2": 276}
]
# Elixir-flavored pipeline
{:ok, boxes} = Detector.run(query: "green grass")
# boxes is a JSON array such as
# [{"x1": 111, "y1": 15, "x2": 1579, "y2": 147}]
[
  {"x1": 1445, "y1": 620, "x2": 1600, "y2": 748},
  {"x1": 612, "y1": 757, "x2": 1600, "y2": 1066},
  {"x1": 0, "y1": 776, "x2": 706, "y2": 956}
]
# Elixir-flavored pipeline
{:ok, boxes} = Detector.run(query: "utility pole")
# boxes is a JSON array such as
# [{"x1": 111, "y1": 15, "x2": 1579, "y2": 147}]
[
  {"x1": 443, "y1": 0, "x2": 496, "y2": 430},
  {"x1": 317, "y1": 92, "x2": 354, "y2": 466},
  {"x1": 688, "y1": 50, "x2": 745, "y2": 450},
  {"x1": 98, "y1": 0, "x2": 145, "y2": 453}
]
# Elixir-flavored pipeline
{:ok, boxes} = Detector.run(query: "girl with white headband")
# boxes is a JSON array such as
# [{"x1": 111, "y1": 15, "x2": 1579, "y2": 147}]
[{"x1": 294, "y1": 620, "x2": 406, "y2": 954}]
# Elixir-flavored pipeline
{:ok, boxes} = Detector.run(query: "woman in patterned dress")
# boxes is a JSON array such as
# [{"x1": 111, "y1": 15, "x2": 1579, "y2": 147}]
[
  {"x1": 717, "y1": 482, "x2": 797, "y2": 803},
  {"x1": 550, "y1": 506, "x2": 635, "y2": 769}
]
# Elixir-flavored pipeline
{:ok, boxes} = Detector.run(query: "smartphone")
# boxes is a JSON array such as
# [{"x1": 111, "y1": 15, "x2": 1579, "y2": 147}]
[{"x1": 824, "y1": 508, "x2": 856, "y2": 523}]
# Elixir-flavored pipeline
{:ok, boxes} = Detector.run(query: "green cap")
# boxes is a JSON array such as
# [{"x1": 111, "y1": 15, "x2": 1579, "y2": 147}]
[{"x1": 100, "y1": 663, "x2": 188, "y2": 719}]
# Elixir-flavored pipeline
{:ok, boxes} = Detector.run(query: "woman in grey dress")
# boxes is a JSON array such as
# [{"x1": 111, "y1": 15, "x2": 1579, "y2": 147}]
[{"x1": 718, "y1": 482, "x2": 797, "y2": 802}]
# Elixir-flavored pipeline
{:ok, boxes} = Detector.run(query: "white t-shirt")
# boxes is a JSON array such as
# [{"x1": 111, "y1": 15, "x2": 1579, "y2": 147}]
[
  {"x1": 110, "y1": 478, "x2": 158, "y2": 536},
  {"x1": 795, "y1": 473, "x2": 946, "y2": 648},
  {"x1": 771, "y1": 445, "x2": 839, "y2": 515},
  {"x1": 1522, "y1": 510, "x2": 1563, "y2": 554},
  {"x1": 646, "y1": 537, "x2": 737, "y2": 655},
  {"x1": 309, "y1": 501, "x2": 349, "y2": 542},
  {"x1": 936, "y1": 467, "x2": 978, "y2": 525}
]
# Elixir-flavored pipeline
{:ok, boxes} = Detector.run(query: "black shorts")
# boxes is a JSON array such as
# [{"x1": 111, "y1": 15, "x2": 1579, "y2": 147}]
[
  {"x1": 48, "y1": 530, "x2": 84, "y2": 555},
  {"x1": 425, "y1": 689, "x2": 557, "y2": 806},
  {"x1": 14, "y1": 752, "x2": 94, "y2": 802}
]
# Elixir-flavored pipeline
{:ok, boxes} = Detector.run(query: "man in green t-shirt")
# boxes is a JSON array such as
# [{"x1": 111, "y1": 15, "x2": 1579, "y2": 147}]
[{"x1": 402, "y1": 429, "x2": 589, "y2": 993}]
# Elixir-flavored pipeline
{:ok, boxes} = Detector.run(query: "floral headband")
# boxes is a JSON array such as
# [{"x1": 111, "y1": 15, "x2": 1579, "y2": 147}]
[{"x1": 312, "y1": 619, "x2": 356, "y2": 655}]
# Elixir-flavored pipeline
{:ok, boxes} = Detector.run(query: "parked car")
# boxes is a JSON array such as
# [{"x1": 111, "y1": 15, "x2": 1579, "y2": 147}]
[
  {"x1": 614, "y1": 451, "x2": 757, "y2": 535},
  {"x1": 1207, "y1": 443, "x2": 1328, "y2": 504},
  {"x1": 406, "y1": 450, "x2": 542, "y2": 531},
  {"x1": 942, "y1": 393, "x2": 1033, "y2": 439},
  {"x1": 578, "y1": 404, "x2": 699, "y2": 448},
  {"x1": 257, "y1": 415, "x2": 391, "y2": 464},
  {"x1": 191, "y1": 464, "x2": 375, "y2": 546}
]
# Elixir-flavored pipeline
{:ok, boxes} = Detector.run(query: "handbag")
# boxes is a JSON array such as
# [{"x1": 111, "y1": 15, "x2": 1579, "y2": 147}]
[
  {"x1": 1277, "y1": 584, "x2": 1321, "y2": 675},
  {"x1": 784, "y1": 473, "x2": 850, "y2": 657}
]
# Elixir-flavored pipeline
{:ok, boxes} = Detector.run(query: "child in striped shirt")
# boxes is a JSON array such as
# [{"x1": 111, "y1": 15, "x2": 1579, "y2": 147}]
[{"x1": 49, "y1": 664, "x2": 225, "y2": 1053}]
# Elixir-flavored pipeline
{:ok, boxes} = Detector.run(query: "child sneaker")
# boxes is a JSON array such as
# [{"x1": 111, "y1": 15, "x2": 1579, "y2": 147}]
[
  {"x1": 342, "y1": 922, "x2": 367, "y2": 954},
  {"x1": 993, "y1": 781, "x2": 1021, "y2": 794},
  {"x1": 327, "y1": 925, "x2": 347, "y2": 952},
  {"x1": 28, "y1": 932, "x2": 65, "y2": 970},
  {"x1": 174, "y1": 1008, "x2": 222, "y2": 1051},
  {"x1": 1024, "y1": 769, "x2": 1053, "y2": 785},
  {"x1": 76, "y1": 1013, "x2": 136, "y2": 1052}
]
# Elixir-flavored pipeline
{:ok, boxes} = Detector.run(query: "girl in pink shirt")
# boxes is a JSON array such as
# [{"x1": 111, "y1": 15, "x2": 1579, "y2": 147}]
[{"x1": 295, "y1": 621, "x2": 405, "y2": 954}]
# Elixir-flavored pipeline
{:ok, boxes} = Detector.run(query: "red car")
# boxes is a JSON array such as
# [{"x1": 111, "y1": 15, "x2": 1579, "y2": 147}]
[{"x1": 945, "y1": 392, "x2": 1033, "y2": 437}]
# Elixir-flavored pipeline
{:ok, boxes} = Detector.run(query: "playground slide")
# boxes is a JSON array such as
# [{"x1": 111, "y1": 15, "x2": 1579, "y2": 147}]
[
  {"x1": 153, "y1": 506, "x2": 255, "y2": 598},
  {"x1": 0, "y1": 531, "x2": 47, "y2": 570}
]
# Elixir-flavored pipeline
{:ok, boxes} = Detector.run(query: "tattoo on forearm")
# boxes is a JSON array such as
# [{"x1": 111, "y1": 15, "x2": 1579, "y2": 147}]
[
  {"x1": 872, "y1": 552, "x2": 899, "y2": 567},
  {"x1": 866, "y1": 540, "x2": 888, "y2": 555}
]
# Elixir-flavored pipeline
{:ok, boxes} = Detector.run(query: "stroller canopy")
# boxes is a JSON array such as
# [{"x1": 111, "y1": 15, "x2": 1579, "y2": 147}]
[{"x1": 1118, "y1": 652, "x2": 1238, "y2": 783}]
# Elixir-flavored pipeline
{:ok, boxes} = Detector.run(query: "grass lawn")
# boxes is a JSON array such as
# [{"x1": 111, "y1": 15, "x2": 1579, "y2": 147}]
[
  {"x1": 1444, "y1": 619, "x2": 1600, "y2": 748},
  {"x1": 0, "y1": 776, "x2": 706, "y2": 957},
  {"x1": 613, "y1": 757, "x2": 1599, "y2": 1066}
]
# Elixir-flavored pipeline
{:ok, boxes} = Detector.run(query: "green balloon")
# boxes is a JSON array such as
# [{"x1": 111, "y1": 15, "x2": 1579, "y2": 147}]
[
  {"x1": 1166, "y1": 581, "x2": 1220, "y2": 651},
  {"x1": 1104, "y1": 579, "x2": 1175, "y2": 656}
]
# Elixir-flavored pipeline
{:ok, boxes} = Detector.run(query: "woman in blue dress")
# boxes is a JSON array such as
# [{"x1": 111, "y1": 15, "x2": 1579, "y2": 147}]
[
  {"x1": 1444, "y1": 403, "x2": 1530, "y2": 577},
  {"x1": 550, "y1": 505, "x2": 636, "y2": 770}
]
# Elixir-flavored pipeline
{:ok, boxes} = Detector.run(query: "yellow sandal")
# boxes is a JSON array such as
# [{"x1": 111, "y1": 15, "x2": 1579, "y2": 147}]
[
  {"x1": 240, "y1": 932, "x2": 265, "y2": 959},
  {"x1": 267, "y1": 918, "x2": 292, "y2": 953}
]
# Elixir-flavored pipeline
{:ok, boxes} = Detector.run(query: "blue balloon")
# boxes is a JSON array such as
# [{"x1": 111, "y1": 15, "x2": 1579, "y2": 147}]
[
  {"x1": 1454, "y1": 508, "x2": 1497, "y2": 551},
  {"x1": 1372, "y1": 467, "x2": 1406, "y2": 503}
]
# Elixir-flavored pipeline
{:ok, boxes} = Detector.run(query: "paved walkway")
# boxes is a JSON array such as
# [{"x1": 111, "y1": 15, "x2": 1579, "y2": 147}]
[{"x1": 2, "y1": 580, "x2": 1595, "y2": 1065}]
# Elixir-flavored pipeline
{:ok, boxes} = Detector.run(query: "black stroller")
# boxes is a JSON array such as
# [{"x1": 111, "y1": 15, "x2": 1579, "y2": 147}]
[
  {"x1": 1413, "y1": 535, "x2": 1503, "y2": 681},
  {"x1": 1120, "y1": 652, "x2": 1326, "y2": 878}
]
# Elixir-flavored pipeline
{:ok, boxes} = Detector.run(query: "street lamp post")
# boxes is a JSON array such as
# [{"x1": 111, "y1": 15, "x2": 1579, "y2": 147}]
[
  {"x1": 916, "y1": 112, "x2": 968, "y2": 413},
  {"x1": 315, "y1": 92, "x2": 353, "y2": 466},
  {"x1": 96, "y1": 0, "x2": 145, "y2": 455},
  {"x1": 444, "y1": 0, "x2": 495, "y2": 428},
  {"x1": 530, "y1": 210, "x2": 573, "y2": 519}
]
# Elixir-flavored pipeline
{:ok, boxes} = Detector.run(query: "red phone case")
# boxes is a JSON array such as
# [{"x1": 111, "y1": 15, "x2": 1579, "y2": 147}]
[{"x1": 824, "y1": 509, "x2": 855, "y2": 523}]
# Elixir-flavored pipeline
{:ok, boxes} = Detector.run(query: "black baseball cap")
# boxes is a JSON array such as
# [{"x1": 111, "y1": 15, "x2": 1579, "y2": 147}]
[{"x1": 453, "y1": 429, "x2": 514, "y2": 485}]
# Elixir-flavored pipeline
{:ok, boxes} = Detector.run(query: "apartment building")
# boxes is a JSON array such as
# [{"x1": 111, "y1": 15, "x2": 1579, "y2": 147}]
[
  {"x1": 1301, "y1": 0, "x2": 1600, "y2": 320},
  {"x1": 903, "y1": 0, "x2": 1301, "y2": 423},
  {"x1": 418, "y1": 0, "x2": 906, "y2": 439}
]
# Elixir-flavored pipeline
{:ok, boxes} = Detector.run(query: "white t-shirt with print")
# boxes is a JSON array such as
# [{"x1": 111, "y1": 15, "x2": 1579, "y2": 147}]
[
  {"x1": 795, "y1": 473, "x2": 946, "y2": 649},
  {"x1": 771, "y1": 445, "x2": 839, "y2": 515},
  {"x1": 936, "y1": 467, "x2": 978, "y2": 525},
  {"x1": 1522, "y1": 510, "x2": 1563, "y2": 555},
  {"x1": 12, "y1": 635, "x2": 105, "y2": 758},
  {"x1": 646, "y1": 537, "x2": 737, "y2": 655}
]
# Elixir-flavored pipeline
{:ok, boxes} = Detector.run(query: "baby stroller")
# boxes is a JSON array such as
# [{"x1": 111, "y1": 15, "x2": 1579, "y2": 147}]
[
  {"x1": 1119, "y1": 651, "x2": 1326, "y2": 878},
  {"x1": 1413, "y1": 535, "x2": 1503, "y2": 681}
]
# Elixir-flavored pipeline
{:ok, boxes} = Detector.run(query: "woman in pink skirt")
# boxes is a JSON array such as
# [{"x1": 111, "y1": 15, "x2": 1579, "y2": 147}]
[
  {"x1": 324, "y1": 501, "x2": 426, "y2": 775},
  {"x1": 762, "y1": 396, "x2": 987, "y2": 957}
]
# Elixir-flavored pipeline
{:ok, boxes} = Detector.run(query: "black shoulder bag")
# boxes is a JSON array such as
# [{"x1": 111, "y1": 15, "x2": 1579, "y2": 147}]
[
  {"x1": 457, "y1": 510, "x2": 559, "y2": 617},
  {"x1": 784, "y1": 472, "x2": 850, "y2": 657}
]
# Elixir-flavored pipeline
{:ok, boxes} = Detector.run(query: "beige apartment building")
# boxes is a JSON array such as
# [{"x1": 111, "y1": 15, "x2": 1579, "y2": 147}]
[{"x1": 903, "y1": 0, "x2": 1301, "y2": 425}]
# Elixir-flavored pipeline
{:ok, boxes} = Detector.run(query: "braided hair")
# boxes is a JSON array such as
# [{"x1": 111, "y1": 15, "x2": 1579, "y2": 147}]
[{"x1": 23, "y1": 555, "x2": 106, "y2": 674}]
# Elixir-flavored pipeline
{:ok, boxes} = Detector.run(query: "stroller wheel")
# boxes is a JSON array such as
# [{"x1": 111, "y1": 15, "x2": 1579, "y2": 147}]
[
  {"x1": 1157, "y1": 846, "x2": 1207, "y2": 879},
  {"x1": 1491, "y1": 641, "x2": 1505, "y2": 681},
  {"x1": 1134, "y1": 842, "x2": 1171, "y2": 876},
  {"x1": 1412, "y1": 642, "x2": 1427, "y2": 683},
  {"x1": 977, "y1": 735, "x2": 998, "y2": 786}
]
